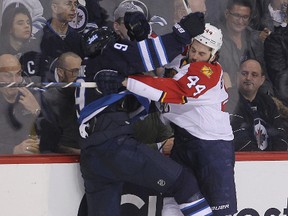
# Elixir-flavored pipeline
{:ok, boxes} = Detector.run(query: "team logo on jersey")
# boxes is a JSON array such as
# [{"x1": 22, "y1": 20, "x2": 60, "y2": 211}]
[
  {"x1": 69, "y1": 4, "x2": 88, "y2": 33},
  {"x1": 157, "y1": 179, "x2": 166, "y2": 187},
  {"x1": 201, "y1": 65, "x2": 213, "y2": 78}
]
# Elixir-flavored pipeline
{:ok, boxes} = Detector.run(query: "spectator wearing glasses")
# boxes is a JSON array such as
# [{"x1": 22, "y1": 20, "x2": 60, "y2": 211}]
[
  {"x1": 0, "y1": 54, "x2": 41, "y2": 154},
  {"x1": 37, "y1": 0, "x2": 86, "y2": 62},
  {"x1": 218, "y1": 0, "x2": 273, "y2": 107},
  {"x1": 41, "y1": 52, "x2": 82, "y2": 153}
]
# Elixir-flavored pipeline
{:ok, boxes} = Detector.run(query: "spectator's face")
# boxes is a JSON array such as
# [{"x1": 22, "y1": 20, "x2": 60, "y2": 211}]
[
  {"x1": 225, "y1": 4, "x2": 251, "y2": 33},
  {"x1": 237, "y1": 60, "x2": 265, "y2": 98},
  {"x1": 0, "y1": 55, "x2": 23, "y2": 102},
  {"x1": 10, "y1": 13, "x2": 31, "y2": 41},
  {"x1": 188, "y1": 40, "x2": 212, "y2": 63},
  {"x1": 52, "y1": 0, "x2": 78, "y2": 22},
  {"x1": 57, "y1": 56, "x2": 81, "y2": 82}
]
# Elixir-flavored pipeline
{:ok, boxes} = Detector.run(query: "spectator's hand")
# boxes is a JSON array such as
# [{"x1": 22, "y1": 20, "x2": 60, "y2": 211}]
[
  {"x1": 13, "y1": 138, "x2": 40, "y2": 154},
  {"x1": 124, "y1": 11, "x2": 151, "y2": 41},
  {"x1": 18, "y1": 88, "x2": 40, "y2": 115},
  {"x1": 173, "y1": 12, "x2": 205, "y2": 44},
  {"x1": 94, "y1": 70, "x2": 125, "y2": 95},
  {"x1": 162, "y1": 137, "x2": 174, "y2": 155},
  {"x1": 259, "y1": 28, "x2": 271, "y2": 42}
]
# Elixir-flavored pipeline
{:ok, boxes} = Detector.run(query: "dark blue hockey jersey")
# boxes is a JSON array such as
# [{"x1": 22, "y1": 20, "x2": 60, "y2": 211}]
[
  {"x1": 83, "y1": 33, "x2": 186, "y2": 78},
  {"x1": 77, "y1": 32, "x2": 187, "y2": 137}
]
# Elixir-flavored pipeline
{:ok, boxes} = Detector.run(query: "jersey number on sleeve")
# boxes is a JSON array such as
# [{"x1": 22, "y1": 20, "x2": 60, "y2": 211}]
[{"x1": 187, "y1": 75, "x2": 206, "y2": 97}]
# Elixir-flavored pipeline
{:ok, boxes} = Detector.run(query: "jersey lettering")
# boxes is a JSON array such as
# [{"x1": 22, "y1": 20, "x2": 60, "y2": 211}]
[
  {"x1": 27, "y1": 61, "x2": 35, "y2": 75},
  {"x1": 174, "y1": 23, "x2": 185, "y2": 34},
  {"x1": 114, "y1": 43, "x2": 128, "y2": 51},
  {"x1": 187, "y1": 75, "x2": 207, "y2": 96}
]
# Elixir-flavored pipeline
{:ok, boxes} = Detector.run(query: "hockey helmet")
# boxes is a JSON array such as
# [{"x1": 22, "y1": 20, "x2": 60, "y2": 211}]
[
  {"x1": 118, "y1": 0, "x2": 149, "y2": 19},
  {"x1": 83, "y1": 26, "x2": 119, "y2": 57},
  {"x1": 194, "y1": 23, "x2": 223, "y2": 58}
]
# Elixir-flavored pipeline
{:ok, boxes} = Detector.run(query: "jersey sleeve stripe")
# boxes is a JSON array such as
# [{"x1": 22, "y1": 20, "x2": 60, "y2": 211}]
[
  {"x1": 160, "y1": 92, "x2": 167, "y2": 103},
  {"x1": 137, "y1": 40, "x2": 155, "y2": 71},
  {"x1": 152, "y1": 36, "x2": 168, "y2": 66}
]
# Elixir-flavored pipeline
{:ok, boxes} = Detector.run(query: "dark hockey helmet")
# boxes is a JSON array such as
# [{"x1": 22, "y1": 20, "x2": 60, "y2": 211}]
[{"x1": 83, "y1": 26, "x2": 120, "y2": 57}]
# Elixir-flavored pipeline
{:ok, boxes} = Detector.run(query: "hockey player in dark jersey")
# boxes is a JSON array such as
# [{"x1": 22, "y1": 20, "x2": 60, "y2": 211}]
[
  {"x1": 122, "y1": 23, "x2": 237, "y2": 216},
  {"x1": 76, "y1": 12, "x2": 215, "y2": 216},
  {"x1": 82, "y1": 9, "x2": 205, "y2": 79}
]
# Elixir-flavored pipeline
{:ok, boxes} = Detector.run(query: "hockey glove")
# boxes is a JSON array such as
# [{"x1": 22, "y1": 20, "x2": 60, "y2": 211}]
[
  {"x1": 173, "y1": 12, "x2": 205, "y2": 45},
  {"x1": 93, "y1": 69, "x2": 125, "y2": 95},
  {"x1": 124, "y1": 11, "x2": 151, "y2": 41}
]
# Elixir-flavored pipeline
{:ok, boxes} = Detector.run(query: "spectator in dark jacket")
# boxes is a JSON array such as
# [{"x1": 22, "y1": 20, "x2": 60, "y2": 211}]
[
  {"x1": 264, "y1": 20, "x2": 288, "y2": 106},
  {"x1": 226, "y1": 59, "x2": 288, "y2": 151}
]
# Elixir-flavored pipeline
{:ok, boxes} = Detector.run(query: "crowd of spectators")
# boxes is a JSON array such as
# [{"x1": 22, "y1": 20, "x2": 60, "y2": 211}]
[{"x1": 0, "y1": 0, "x2": 287, "y2": 157}]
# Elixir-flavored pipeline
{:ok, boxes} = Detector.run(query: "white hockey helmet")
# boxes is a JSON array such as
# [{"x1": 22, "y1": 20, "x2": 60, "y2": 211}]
[{"x1": 194, "y1": 23, "x2": 223, "y2": 58}]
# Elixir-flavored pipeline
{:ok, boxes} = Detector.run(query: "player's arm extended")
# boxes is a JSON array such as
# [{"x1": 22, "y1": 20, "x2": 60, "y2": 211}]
[
  {"x1": 112, "y1": 12, "x2": 205, "y2": 75},
  {"x1": 123, "y1": 62, "x2": 221, "y2": 104}
]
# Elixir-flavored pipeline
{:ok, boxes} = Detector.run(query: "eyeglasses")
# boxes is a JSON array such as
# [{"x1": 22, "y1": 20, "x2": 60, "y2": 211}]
[
  {"x1": 228, "y1": 10, "x2": 250, "y2": 22},
  {"x1": 59, "y1": 67, "x2": 80, "y2": 76},
  {"x1": 64, "y1": 1, "x2": 79, "y2": 9}
]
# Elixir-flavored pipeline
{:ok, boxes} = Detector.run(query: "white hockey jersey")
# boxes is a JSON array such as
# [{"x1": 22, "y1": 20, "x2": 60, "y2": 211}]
[{"x1": 126, "y1": 60, "x2": 234, "y2": 141}]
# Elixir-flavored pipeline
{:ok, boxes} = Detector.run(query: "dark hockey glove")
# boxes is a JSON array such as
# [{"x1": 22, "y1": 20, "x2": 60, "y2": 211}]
[
  {"x1": 94, "y1": 69, "x2": 125, "y2": 95},
  {"x1": 124, "y1": 11, "x2": 151, "y2": 41},
  {"x1": 173, "y1": 12, "x2": 205, "y2": 45}
]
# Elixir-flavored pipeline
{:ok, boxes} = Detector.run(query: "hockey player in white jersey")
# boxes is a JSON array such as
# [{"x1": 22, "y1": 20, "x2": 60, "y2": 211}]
[{"x1": 122, "y1": 23, "x2": 238, "y2": 216}]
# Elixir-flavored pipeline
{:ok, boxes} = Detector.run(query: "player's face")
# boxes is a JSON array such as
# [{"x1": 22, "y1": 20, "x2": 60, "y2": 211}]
[
  {"x1": 188, "y1": 40, "x2": 212, "y2": 63},
  {"x1": 225, "y1": 5, "x2": 251, "y2": 34},
  {"x1": 113, "y1": 19, "x2": 129, "y2": 40},
  {"x1": 11, "y1": 13, "x2": 31, "y2": 41},
  {"x1": 53, "y1": 0, "x2": 78, "y2": 22},
  {"x1": 237, "y1": 60, "x2": 265, "y2": 98}
]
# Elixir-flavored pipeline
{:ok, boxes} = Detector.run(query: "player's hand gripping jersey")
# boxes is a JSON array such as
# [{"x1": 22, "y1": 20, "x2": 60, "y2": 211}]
[{"x1": 126, "y1": 61, "x2": 234, "y2": 141}]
